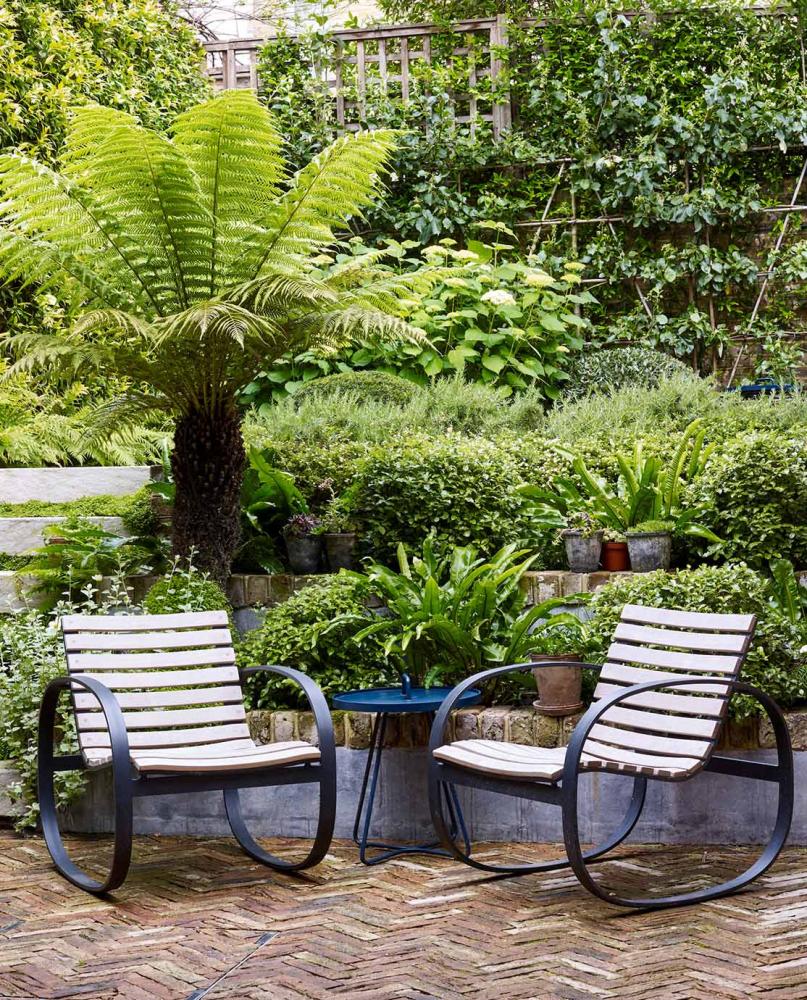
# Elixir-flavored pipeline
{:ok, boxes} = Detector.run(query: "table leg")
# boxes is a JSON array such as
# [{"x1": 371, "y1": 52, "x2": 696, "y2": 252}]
[{"x1": 353, "y1": 711, "x2": 472, "y2": 866}]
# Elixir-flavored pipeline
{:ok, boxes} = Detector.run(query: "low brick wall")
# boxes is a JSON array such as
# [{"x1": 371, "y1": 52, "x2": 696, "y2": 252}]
[{"x1": 245, "y1": 705, "x2": 807, "y2": 752}]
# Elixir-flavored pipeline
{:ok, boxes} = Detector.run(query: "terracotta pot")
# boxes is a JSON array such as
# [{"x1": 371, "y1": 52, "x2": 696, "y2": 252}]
[
  {"x1": 324, "y1": 532, "x2": 358, "y2": 571},
  {"x1": 531, "y1": 652, "x2": 584, "y2": 717},
  {"x1": 601, "y1": 540, "x2": 630, "y2": 572},
  {"x1": 562, "y1": 529, "x2": 604, "y2": 573},
  {"x1": 626, "y1": 532, "x2": 671, "y2": 572}
]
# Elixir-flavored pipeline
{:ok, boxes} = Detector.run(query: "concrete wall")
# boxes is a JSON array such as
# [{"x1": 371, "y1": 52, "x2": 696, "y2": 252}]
[
  {"x1": 0, "y1": 516, "x2": 125, "y2": 555},
  {"x1": 63, "y1": 747, "x2": 801, "y2": 846}
]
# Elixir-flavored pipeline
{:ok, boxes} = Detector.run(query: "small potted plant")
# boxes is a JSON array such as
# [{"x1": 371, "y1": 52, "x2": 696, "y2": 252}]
[
  {"x1": 319, "y1": 493, "x2": 361, "y2": 572},
  {"x1": 601, "y1": 528, "x2": 630, "y2": 572},
  {"x1": 626, "y1": 519, "x2": 674, "y2": 572},
  {"x1": 529, "y1": 622, "x2": 587, "y2": 717},
  {"x1": 283, "y1": 513, "x2": 322, "y2": 575},
  {"x1": 560, "y1": 511, "x2": 604, "y2": 573}
]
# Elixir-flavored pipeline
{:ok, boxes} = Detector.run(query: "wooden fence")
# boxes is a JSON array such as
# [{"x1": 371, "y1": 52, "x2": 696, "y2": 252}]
[{"x1": 204, "y1": 16, "x2": 512, "y2": 138}]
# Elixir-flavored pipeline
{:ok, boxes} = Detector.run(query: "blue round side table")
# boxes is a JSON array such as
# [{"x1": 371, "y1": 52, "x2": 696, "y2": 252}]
[{"x1": 333, "y1": 679, "x2": 481, "y2": 866}]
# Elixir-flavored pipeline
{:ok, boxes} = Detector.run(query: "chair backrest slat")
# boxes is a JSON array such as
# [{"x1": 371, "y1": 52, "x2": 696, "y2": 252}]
[
  {"x1": 588, "y1": 605, "x2": 755, "y2": 779},
  {"x1": 61, "y1": 612, "x2": 251, "y2": 765}
]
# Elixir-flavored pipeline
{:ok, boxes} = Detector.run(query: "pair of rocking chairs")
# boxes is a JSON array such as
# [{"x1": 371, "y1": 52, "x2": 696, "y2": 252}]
[{"x1": 39, "y1": 605, "x2": 793, "y2": 909}]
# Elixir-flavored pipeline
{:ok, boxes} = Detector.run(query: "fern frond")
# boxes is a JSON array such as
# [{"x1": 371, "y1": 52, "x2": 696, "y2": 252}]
[
  {"x1": 227, "y1": 272, "x2": 338, "y2": 315},
  {"x1": 70, "y1": 122, "x2": 212, "y2": 312},
  {"x1": 290, "y1": 306, "x2": 426, "y2": 354},
  {"x1": 172, "y1": 91, "x2": 285, "y2": 294},
  {"x1": 248, "y1": 130, "x2": 398, "y2": 276}
]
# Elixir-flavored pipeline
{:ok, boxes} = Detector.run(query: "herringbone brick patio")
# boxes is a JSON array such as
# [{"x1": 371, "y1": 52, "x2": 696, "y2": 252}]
[{"x1": 1, "y1": 831, "x2": 805, "y2": 999}]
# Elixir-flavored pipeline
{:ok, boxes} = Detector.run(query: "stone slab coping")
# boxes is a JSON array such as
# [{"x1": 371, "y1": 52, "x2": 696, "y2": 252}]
[
  {"x1": 0, "y1": 466, "x2": 157, "y2": 504},
  {"x1": 0, "y1": 516, "x2": 125, "y2": 555}
]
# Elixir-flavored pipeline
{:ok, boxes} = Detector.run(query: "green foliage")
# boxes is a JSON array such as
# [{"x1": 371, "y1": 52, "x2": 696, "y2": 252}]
[
  {"x1": 0, "y1": 488, "x2": 150, "y2": 521},
  {"x1": 768, "y1": 558, "x2": 807, "y2": 627},
  {"x1": 143, "y1": 563, "x2": 230, "y2": 618},
  {"x1": 120, "y1": 487, "x2": 161, "y2": 536},
  {"x1": 292, "y1": 370, "x2": 418, "y2": 407},
  {"x1": 545, "y1": 373, "x2": 807, "y2": 446},
  {"x1": 238, "y1": 575, "x2": 391, "y2": 709},
  {"x1": 565, "y1": 347, "x2": 697, "y2": 399},
  {"x1": 333, "y1": 537, "x2": 586, "y2": 689},
  {"x1": 583, "y1": 565, "x2": 806, "y2": 718},
  {"x1": 256, "y1": 2, "x2": 807, "y2": 365},
  {"x1": 353, "y1": 433, "x2": 528, "y2": 562},
  {"x1": 684, "y1": 432, "x2": 807, "y2": 567},
  {"x1": 0, "y1": 0, "x2": 210, "y2": 349},
  {"x1": 523, "y1": 419, "x2": 719, "y2": 542},
  {"x1": 0, "y1": 609, "x2": 82, "y2": 830},
  {"x1": 237, "y1": 449, "x2": 309, "y2": 573},
  {"x1": 24, "y1": 519, "x2": 165, "y2": 606}
]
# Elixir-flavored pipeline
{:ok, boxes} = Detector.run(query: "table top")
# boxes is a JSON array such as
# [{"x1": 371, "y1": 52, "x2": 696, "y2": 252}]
[{"x1": 333, "y1": 685, "x2": 481, "y2": 714}]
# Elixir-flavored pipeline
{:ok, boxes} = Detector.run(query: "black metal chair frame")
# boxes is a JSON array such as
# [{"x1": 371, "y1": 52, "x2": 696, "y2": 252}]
[
  {"x1": 428, "y1": 661, "x2": 794, "y2": 910},
  {"x1": 38, "y1": 665, "x2": 336, "y2": 895}
]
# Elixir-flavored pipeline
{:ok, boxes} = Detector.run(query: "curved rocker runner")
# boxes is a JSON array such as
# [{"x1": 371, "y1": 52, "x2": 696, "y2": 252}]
[
  {"x1": 38, "y1": 611, "x2": 336, "y2": 894},
  {"x1": 428, "y1": 604, "x2": 793, "y2": 909}
]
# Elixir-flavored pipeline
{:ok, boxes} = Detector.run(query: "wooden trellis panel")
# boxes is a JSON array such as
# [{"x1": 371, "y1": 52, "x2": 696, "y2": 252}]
[{"x1": 204, "y1": 16, "x2": 512, "y2": 139}]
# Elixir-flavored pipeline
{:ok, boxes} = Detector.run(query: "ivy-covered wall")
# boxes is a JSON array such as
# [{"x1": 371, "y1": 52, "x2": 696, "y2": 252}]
[{"x1": 255, "y1": 0, "x2": 807, "y2": 382}]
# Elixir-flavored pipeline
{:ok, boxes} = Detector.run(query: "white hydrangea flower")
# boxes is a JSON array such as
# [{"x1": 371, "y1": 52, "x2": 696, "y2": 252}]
[
  {"x1": 524, "y1": 271, "x2": 554, "y2": 287},
  {"x1": 453, "y1": 249, "x2": 479, "y2": 260},
  {"x1": 481, "y1": 289, "x2": 516, "y2": 306}
]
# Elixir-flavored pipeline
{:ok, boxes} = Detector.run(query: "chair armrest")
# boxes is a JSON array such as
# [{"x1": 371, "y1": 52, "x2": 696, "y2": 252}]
[
  {"x1": 562, "y1": 676, "x2": 792, "y2": 787},
  {"x1": 428, "y1": 660, "x2": 601, "y2": 755},
  {"x1": 241, "y1": 665, "x2": 335, "y2": 761},
  {"x1": 39, "y1": 674, "x2": 130, "y2": 773}
]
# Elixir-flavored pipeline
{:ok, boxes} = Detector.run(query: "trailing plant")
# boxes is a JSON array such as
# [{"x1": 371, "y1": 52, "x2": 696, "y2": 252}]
[
  {"x1": 0, "y1": 90, "x2": 439, "y2": 583},
  {"x1": 582, "y1": 565, "x2": 806, "y2": 718},
  {"x1": 238, "y1": 575, "x2": 391, "y2": 710}
]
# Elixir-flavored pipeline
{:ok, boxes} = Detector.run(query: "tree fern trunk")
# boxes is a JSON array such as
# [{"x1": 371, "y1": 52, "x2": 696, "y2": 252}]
[{"x1": 171, "y1": 401, "x2": 245, "y2": 586}]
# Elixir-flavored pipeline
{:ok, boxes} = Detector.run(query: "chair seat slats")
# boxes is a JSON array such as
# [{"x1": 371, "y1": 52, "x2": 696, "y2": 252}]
[
  {"x1": 594, "y1": 683, "x2": 725, "y2": 718},
  {"x1": 586, "y1": 723, "x2": 712, "y2": 758},
  {"x1": 607, "y1": 642, "x2": 739, "y2": 675},
  {"x1": 62, "y1": 611, "x2": 229, "y2": 632},
  {"x1": 73, "y1": 666, "x2": 241, "y2": 689},
  {"x1": 598, "y1": 662, "x2": 730, "y2": 695},
  {"x1": 620, "y1": 605, "x2": 754, "y2": 632},
  {"x1": 75, "y1": 703, "x2": 247, "y2": 731},
  {"x1": 68, "y1": 648, "x2": 236, "y2": 671},
  {"x1": 131, "y1": 740, "x2": 320, "y2": 774},
  {"x1": 597, "y1": 704, "x2": 719, "y2": 739},
  {"x1": 73, "y1": 685, "x2": 244, "y2": 711},
  {"x1": 613, "y1": 622, "x2": 747, "y2": 653},
  {"x1": 434, "y1": 741, "x2": 567, "y2": 781},
  {"x1": 582, "y1": 738, "x2": 702, "y2": 775},
  {"x1": 79, "y1": 722, "x2": 251, "y2": 750},
  {"x1": 64, "y1": 628, "x2": 232, "y2": 652}
]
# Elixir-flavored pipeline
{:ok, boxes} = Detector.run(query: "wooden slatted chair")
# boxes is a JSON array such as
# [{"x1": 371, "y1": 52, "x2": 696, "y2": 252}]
[
  {"x1": 428, "y1": 604, "x2": 794, "y2": 909},
  {"x1": 38, "y1": 611, "x2": 336, "y2": 894}
]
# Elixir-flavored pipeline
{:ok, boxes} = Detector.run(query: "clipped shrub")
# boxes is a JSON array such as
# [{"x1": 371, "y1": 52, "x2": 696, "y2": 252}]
[
  {"x1": 583, "y1": 565, "x2": 805, "y2": 717},
  {"x1": 238, "y1": 575, "x2": 391, "y2": 709},
  {"x1": 143, "y1": 565, "x2": 230, "y2": 617},
  {"x1": 566, "y1": 346, "x2": 696, "y2": 398},
  {"x1": 684, "y1": 432, "x2": 807, "y2": 567},
  {"x1": 353, "y1": 433, "x2": 527, "y2": 561},
  {"x1": 120, "y1": 487, "x2": 161, "y2": 536},
  {"x1": 292, "y1": 370, "x2": 418, "y2": 407}
]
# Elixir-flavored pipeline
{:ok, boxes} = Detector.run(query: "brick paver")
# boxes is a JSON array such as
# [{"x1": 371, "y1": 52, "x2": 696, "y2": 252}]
[{"x1": 1, "y1": 832, "x2": 806, "y2": 999}]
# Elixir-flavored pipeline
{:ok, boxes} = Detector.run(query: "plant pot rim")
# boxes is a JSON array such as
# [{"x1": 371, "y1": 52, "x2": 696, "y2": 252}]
[
  {"x1": 322, "y1": 531, "x2": 358, "y2": 538},
  {"x1": 627, "y1": 530, "x2": 672, "y2": 539},
  {"x1": 602, "y1": 539, "x2": 628, "y2": 546},
  {"x1": 561, "y1": 528, "x2": 604, "y2": 538}
]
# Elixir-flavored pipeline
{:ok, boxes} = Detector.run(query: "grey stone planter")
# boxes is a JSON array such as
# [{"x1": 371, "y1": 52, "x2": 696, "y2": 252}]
[
  {"x1": 323, "y1": 532, "x2": 358, "y2": 571},
  {"x1": 562, "y1": 529, "x2": 604, "y2": 573},
  {"x1": 627, "y1": 532, "x2": 672, "y2": 572},
  {"x1": 284, "y1": 534, "x2": 322, "y2": 574}
]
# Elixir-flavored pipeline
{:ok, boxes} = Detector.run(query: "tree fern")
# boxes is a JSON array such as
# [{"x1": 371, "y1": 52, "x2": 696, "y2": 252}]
[{"x1": 0, "y1": 91, "x2": 432, "y2": 579}]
